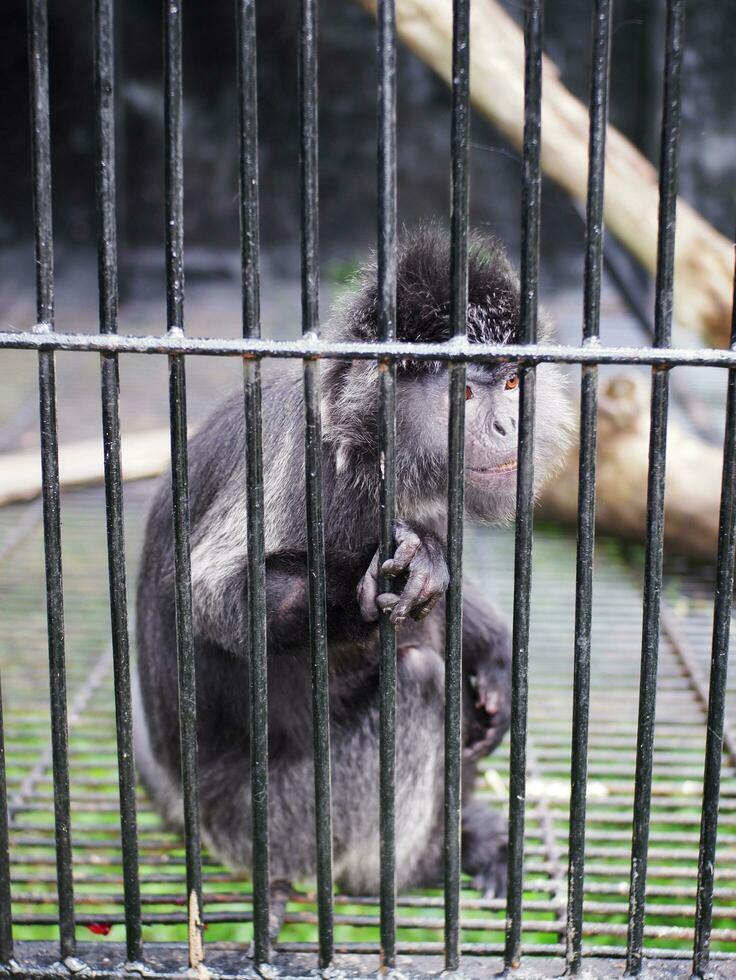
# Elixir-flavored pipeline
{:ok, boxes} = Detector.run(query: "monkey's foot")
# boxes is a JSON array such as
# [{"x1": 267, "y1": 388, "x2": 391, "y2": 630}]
[
  {"x1": 462, "y1": 803, "x2": 508, "y2": 899},
  {"x1": 357, "y1": 519, "x2": 449, "y2": 626},
  {"x1": 268, "y1": 878, "x2": 293, "y2": 943},
  {"x1": 464, "y1": 671, "x2": 511, "y2": 760},
  {"x1": 246, "y1": 879, "x2": 293, "y2": 962}
]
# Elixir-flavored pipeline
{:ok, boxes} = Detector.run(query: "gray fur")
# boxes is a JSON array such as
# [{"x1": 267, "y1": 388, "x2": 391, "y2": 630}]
[{"x1": 134, "y1": 225, "x2": 571, "y2": 900}]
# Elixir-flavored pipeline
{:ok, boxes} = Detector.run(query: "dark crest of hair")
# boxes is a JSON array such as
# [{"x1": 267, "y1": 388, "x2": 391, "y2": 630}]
[{"x1": 342, "y1": 223, "x2": 521, "y2": 356}]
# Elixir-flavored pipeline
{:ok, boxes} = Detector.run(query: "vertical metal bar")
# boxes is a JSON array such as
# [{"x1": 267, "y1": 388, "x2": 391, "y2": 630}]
[
  {"x1": 27, "y1": 0, "x2": 76, "y2": 959},
  {"x1": 564, "y1": 0, "x2": 611, "y2": 973},
  {"x1": 376, "y1": 0, "x2": 398, "y2": 970},
  {"x1": 504, "y1": 0, "x2": 542, "y2": 969},
  {"x1": 163, "y1": 0, "x2": 204, "y2": 968},
  {"x1": 444, "y1": 0, "x2": 470, "y2": 970},
  {"x1": 691, "y1": 255, "x2": 736, "y2": 979},
  {"x1": 625, "y1": 0, "x2": 685, "y2": 972},
  {"x1": 0, "y1": 680, "x2": 12, "y2": 963},
  {"x1": 236, "y1": 0, "x2": 270, "y2": 965},
  {"x1": 298, "y1": 0, "x2": 334, "y2": 968},
  {"x1": 94, "y1": 0, "x2": 143, "y2": 963}
]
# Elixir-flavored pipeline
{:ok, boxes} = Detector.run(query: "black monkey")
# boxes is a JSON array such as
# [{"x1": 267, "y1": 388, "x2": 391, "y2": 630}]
[{"x1": 134, "y1": 224, "x2": 570, "y2": 905}]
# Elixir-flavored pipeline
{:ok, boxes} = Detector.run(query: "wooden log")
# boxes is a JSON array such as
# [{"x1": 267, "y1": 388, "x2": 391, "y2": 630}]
[
  {"x1": 356, "y1": 0, "x2": 734, "y2": 346},
  {"x1": 0, "y1": 428, "x2": 173, "y2": 507},
  {"x1": 538, "y1": 374, "x2": 723, "y2": 562}
]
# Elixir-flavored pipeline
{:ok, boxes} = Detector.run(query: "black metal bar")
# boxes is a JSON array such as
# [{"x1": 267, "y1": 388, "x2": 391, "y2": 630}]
[
  {"x1": 444, "y1": 0, "x2": 471, "y2": 971},
  {"x1": 691, "y1": 254, "x2": 736, "y2": 978},
  {"x1": 27, "y1": 0, "x2": 76, "y2": 960},
  {"x1": 0, "y1": 679, "x2": 12, "y2": 963},
  {"x1": 163, "y1": 0, "x2": 204, "y2": 969},
  {"x1": 236, "y1": 0, "x2": 270, "y2": 965},
  {"x1": 565, "y1": 0, "x2": 611, "y2": 973},
  {"x1": 7, "y1": 331, "x2": 736, "y2": 370},
  {"x1": 376, "y1": 0, "x2": 398, "y2": 969},
  {"x1": 504, "y1": 0, "x2": 542, "y2": 969},
  {"x1": 93, "y1": 0, "x2": 143, "y2": 963},
  {"x1": 298, "y1": 0, "x2": 334, "y2": 969},
  {"x1": 626, "y1": 0, "x2": 685, "y2": 972}
]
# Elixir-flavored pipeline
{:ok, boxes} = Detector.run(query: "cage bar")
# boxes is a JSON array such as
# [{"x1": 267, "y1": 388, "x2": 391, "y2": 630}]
[
  {"x1": 625, "y1": 0, "x2": 685, "y2": 972},
  {"x1": 93, "y1": 0, "x2": 143, "y2": 963},
  {"x1": 443, "y1": 0, "x2": 471, "y2": 970},
  {"x1": 27, "y1": 0, "x2": 76, "y2": 960},
  {"x1": 504, "y1": 0, "x2": 542, "y2": 969},
  {"x1": 163, "y1": 0, "x2": 205, "y2": 968},
  {"x1": 5, "y1": 0, "x2": 736, "y2": 973},
  {"x1": 691, "y1": 256, "x2": 736, "y2": 978},
  {"x1": 376, "y1": 0, "x2": 398, "y2": 969},
  {"x1": 298, "y1": 0, "x2": 335, "y2": 968},
  {"x1": 235, "y1": 0, "x2": 271, "y2": 965},
  {"x1": 0, "y1": 679, "x2": 12, "y2": 963},
  {"x1": 564, "y1": 0, "x2": 611, "y2": 973},
  {"x1": 9, "y1": 331, "x2": 736, "y2": 370}
]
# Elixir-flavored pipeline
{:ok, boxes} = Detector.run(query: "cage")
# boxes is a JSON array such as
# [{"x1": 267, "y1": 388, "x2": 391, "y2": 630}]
[{"x1": 1, "y1": 0, "x2": 735, "y2": 978}]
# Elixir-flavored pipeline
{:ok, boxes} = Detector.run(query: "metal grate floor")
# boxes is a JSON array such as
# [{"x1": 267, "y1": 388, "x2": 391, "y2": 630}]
[{"x1": 2, "y1": 480, "x2": 735, "y2": 964}]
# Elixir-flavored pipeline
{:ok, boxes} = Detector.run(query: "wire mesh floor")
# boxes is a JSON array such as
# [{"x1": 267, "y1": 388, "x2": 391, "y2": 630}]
[
  {"x1": 2, "y1": 481, "x2": 736, "y2": 964},
  {"x1": 2, "y1": 268, "x2": 736, "y2": 970}
]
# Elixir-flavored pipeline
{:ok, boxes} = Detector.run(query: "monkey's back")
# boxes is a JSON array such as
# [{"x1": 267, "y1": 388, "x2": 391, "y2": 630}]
[{"x1": 134, "y1": 378, "x2": 449, "y2": 892}]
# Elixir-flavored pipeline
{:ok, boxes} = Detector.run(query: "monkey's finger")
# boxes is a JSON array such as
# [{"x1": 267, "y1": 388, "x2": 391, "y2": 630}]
[
  {"x1": 376, "y1": 593, "x2": 400, "y2": 611},
  {"x1": 381, "y1": 537, "x2": 420, "y2": 576},
  {"x1": 357, "y1": 552, "x2": 381, "y2": 622},
  {"x1": 410, "y1": 597, "x2": 437, "y2": 621},
  {"x1": 377, "y1": 593, "x2": 406, "y2": 624},
  {"x1": 390, "y1": 570, "x2": 434, "y2": 623},
  {"x1": 378, "y1": 591, "x2": 415, "y2": 627}
]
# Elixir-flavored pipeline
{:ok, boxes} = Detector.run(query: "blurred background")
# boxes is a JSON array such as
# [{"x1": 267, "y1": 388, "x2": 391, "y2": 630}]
[{"x1": 1, "y1": 0, "x2": 734, "y2": 297}]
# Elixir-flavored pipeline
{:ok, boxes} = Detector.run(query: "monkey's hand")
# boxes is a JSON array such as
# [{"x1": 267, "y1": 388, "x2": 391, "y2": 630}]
[
  {"x1": 357, "y1": 519, "x2": 449, "y2": 626},
  {"x1": 464, "y1": 667, "x2": 511, "y2": 761}
]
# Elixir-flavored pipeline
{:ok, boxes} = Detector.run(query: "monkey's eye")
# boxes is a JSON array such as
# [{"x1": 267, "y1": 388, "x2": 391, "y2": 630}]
[
  {"x1": 504, "y1": 374, "x2": 520, "y2": 391},
  {"x1": 465, "y1": 385, "x2": 474, "y2": 401}
]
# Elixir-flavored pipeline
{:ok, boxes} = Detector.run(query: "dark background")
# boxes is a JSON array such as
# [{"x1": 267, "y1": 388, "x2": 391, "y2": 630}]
[{"x1": 0, "y1": 0, "x2": 734, "y2": 286}]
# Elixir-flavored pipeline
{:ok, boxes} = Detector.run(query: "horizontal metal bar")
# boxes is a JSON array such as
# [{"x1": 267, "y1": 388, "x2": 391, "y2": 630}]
[
  {"x1": 7, "y1": 941, "x2": 736, "y2": 965},
  {"x1": 4, "y1": 330, "x2": 736, "y2": 368},
  {"x1": 11, "y1": 909, "x2": 736, "y2": 942}
]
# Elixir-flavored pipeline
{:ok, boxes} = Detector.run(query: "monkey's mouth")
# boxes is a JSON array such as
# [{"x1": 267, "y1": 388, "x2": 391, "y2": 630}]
[{"x1": 467, "y1": 457, "x2": 518, "y2": 481}]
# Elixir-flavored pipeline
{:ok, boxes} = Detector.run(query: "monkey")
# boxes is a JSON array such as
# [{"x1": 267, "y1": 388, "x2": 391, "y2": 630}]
[{"x1": 134, "y1": 223, "x2": 571, "y2": 910}]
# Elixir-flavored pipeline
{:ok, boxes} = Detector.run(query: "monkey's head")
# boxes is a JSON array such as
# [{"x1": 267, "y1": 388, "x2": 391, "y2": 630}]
[{"x1": 323, "y1": 223, "x2": 572, "y2": 524}]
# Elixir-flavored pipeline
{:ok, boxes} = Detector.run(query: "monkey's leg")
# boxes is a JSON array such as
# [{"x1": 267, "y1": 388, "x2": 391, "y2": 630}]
[
  {"x1": 268, "y1": 878, "x2": 293, "y2": 943},
  {"x1": 462, "y1": 801, "x2": 508, "y2": 898},
  {"x1": 246, "y1": 879, "x2": 293, "y2": 960}
]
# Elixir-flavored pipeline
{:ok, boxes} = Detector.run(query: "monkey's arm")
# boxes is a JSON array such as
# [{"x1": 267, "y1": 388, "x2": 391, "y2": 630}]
[{"x1": 191, "y1": 547, "x2": 378, "y2": 656}]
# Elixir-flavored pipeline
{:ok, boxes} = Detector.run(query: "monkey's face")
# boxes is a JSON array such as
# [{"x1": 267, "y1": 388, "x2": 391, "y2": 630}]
[{"x1": 395, "y1": 360, "x2": 571, "y2": 524}]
